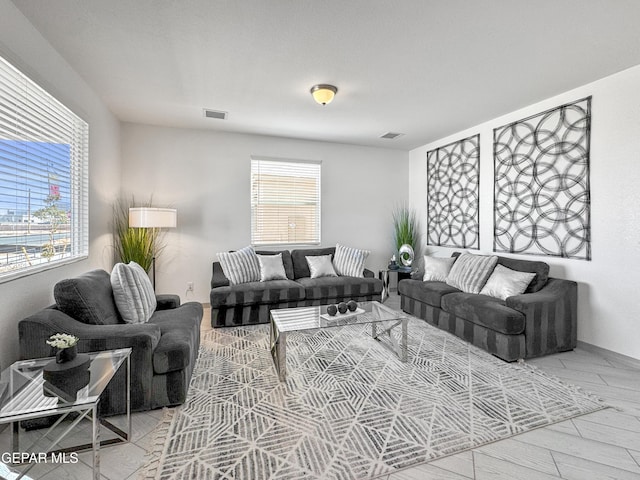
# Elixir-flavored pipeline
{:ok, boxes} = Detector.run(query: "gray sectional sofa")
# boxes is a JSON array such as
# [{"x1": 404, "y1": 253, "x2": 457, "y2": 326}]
[
  {"x1": 399, "y1": 253, "x2": 577, "y2": 361},
  {"x1": 210, "y1": 247, "x2": 383, "y2": 327},
  {"x1": 18, "y1": 270, "x2": 202, "y2": 416}
]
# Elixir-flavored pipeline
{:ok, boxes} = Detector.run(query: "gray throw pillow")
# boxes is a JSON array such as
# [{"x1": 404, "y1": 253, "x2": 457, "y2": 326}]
[
  {"x1": 257, "y1": 253, "x2": 288, "y2": 281},
  {"x1": 217, "y1": 246, "x2": 261, "y2": 285},
  {"x1": 54, "y1": 269, "x2": 122, "y2": 325},
  {"x1": 306, "y1": 254, "x2": 337, "y2": 278},
  {"x1": 445, "y1": 253, "x2": 498, "y2": 294},
  {"x1": 111, "y1": 261, "x2": 157, "y2": 324},
  {"x1": 422, "y1": 255, "x2": 456, "y2": 282},
  {"x1": 480, "y1": 264, "x2": 536, "y2": 300},
  {"x1": 333, "y1": 243, "x2": 369, "y2": 277}
]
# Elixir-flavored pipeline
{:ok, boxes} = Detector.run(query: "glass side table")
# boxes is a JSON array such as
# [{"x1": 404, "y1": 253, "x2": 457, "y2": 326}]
[
  {"x1": 378, "y1": 267, "x2": 413, "y2": 302},
  {"x1": 0, "y1": 348, "x2": 131, "y2": 480}
]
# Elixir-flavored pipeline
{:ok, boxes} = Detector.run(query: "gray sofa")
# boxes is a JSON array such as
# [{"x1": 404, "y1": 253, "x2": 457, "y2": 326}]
[
  {"x1": 211, "y1": 247, "x2": 383, "y2": 327},
  {"x1": 399, "y1": 253, "x2": 577, "y2": 361},
  {"x1": 18, "y1": 269, "x2": 202, "y2": 416}
]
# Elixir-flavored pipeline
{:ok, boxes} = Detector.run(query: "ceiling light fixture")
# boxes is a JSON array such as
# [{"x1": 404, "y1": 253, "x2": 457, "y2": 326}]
[{"x1": 310, "y1": 84, "x2": 338, "y2": 105}]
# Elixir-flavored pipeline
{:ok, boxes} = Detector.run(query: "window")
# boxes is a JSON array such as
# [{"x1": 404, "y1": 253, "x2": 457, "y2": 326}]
[
  {"x1": 0, "y1": 55, "x2": 89, "y2": 281},
  {"x1": 251, "y1": 157, "x2": 321, "y2": 245}
]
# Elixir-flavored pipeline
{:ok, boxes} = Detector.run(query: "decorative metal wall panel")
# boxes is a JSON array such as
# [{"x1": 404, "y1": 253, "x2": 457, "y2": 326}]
[
  {"x1": 427, "y1": 134, "x2": 480, "y2": 249},
  {"x1": 493, "y1": 97, "x2": 592, "y2": 260}
]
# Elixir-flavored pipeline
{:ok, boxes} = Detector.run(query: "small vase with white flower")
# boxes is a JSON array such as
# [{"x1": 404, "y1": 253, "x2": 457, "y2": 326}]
[{"x1": 46, "y1": 333, "x2": 79, "y2": 364}]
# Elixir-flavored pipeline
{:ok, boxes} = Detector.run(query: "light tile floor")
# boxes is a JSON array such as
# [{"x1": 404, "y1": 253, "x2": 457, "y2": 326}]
[{"x1": 2, "y1": 296, "x2": 639, "y2": 479}]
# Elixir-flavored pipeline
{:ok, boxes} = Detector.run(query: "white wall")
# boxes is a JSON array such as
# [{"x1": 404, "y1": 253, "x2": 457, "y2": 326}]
[
  {"x1": 121, "y1": 124, "x2": 408, "y2": 303},
  {"x1": 409, "y1": 64, "x2": 640, "y2": 360},
  {"x1": 0, "y1": 0, "x2": 121, "y2": 368}
]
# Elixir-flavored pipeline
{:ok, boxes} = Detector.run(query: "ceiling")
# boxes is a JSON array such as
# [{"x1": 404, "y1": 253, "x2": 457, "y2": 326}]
[{"x1": 11, "y1": 0, "x2": 640, "y2": 151}]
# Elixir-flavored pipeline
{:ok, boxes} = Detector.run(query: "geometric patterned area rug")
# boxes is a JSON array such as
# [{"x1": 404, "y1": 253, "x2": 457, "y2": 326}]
[{"x1": 142, "y1": 317, "x2": 605, "y2": 480}]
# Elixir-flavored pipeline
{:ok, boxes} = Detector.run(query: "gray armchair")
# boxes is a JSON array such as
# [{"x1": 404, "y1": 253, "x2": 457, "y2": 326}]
[{"x1": 18, "y1": 270, "x2": 202, "y2": 416}]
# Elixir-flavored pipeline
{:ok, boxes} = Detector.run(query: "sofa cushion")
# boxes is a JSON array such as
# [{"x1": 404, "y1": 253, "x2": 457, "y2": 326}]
[
  {"x1": 210, "y1": 279, "x2": 305, "y2": 307},
  {"x1": 333, "y1": 243, "x2": 369, "y2": 278},
  {"x1": 257, "y1": 253, "x2": 288, "y2": 281},
  {"x1": 54, "y1": 270, "x2": 121, "y2": 325},
  {"x1": 398, "y1": 279, "x2": 460, "y2": 308},
  {"x1": 296, "y1": 276, "x2": 382, "y2": 300},
  {"x1": 446, "y1": 253, "x2": 498, "y2": 294},
  {"x1": 441, "y1": 292, "x2": 526, "y2": 335},
  {"x1": 307, "y1": 254, "x2": 337, "y2": 278},
  {"x1": 422, "y1": 255, "x2": 456, "y2": 282},
  {"x1": 111, "y1": 262, "x2": 157, "y2": 323},
  {"x1": 452, "y1": 252, "x2": 550, "y2": 294},
  {"x1": 497, "y1": 256, "x2": 549, "y2": 293},
  {"x1": 256, "y1": 250, "x2": 295, "y2": 280},
  {"x1": 480, "y1": 264, "x2": 536, "y2": 300},
  {"x1": 217, "y1": 246, "x2": 261, "y2": 285},
  {"x1": 291, "y1": 247, "x2": 335, "y2": 279}
]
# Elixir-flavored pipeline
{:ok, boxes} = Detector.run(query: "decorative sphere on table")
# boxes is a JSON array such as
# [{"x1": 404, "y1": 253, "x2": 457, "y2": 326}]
[
  {"x1": 327, "y1": 304, "x2": 338, "y2": 316},
  {"x1": 347, "y1": 300, "x2": 358, "y2": 311},
  {"x1": 337, "y1": 302, "x2": 348, "y2": 314}
]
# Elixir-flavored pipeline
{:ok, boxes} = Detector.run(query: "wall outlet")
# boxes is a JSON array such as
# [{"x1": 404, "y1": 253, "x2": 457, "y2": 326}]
[{"x1": 187, "y1": 282, "x2": 194, "y2": 292}]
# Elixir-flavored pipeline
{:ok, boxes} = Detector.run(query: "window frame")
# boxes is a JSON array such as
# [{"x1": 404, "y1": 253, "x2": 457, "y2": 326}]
[
  {"x1": 0, "y1": 54, "x2": 89, "y2": 284},
  {"x1": 250, "y1": 156, "x2": 321, "y2": 247}
]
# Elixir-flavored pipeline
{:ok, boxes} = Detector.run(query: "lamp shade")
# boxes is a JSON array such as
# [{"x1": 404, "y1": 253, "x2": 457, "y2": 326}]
[
  {"x1": 129, "y1": 207, "x2": 177, "y2": 228},
  {"x1": 310, "y1": 84, "x2": 337, "y2": 105}
]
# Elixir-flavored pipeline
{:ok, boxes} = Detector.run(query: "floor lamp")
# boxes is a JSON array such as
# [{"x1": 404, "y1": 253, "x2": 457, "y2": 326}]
[{"x1": 128, "y1": 207, "x2": 177, "y2": 290}]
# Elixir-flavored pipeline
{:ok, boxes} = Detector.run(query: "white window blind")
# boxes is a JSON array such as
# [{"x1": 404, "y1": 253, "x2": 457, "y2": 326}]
[
  {"x1": 0, "y1": 54, "x2": 89, "y2": 281},
  {"x1": 251, "y1": 157, "x2": 321, "y2": 246}
]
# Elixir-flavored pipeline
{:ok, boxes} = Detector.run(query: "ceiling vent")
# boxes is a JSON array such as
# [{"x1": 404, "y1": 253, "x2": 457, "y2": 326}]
[
  {"x1": 203, "y1": 109, "x2": 227, "y2": 120},
  {"x1": 380, "y1": 132, "x2": 404, "y2": 139}
]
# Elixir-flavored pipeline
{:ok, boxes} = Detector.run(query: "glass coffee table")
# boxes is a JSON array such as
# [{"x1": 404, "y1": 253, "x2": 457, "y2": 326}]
[
  {"x1": 270, "y1": 301, "x2": 407, "y2": 382},
  {"x1": 0, "y1": 348, "x2": 131, "y2": 480}
]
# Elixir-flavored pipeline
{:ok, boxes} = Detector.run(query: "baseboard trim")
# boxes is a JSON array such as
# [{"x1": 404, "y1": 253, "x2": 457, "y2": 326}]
[{"x1": 577, "y1": 341, "x2": 640, "y2": 368}]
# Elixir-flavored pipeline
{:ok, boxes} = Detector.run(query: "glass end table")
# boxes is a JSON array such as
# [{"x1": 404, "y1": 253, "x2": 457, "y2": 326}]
[
  {"x1": 378, "y1": 268, "x2": 414, "y2": 302},
  {"x1": 0, "y1": 348, "x2": 131, "y2": 480}
]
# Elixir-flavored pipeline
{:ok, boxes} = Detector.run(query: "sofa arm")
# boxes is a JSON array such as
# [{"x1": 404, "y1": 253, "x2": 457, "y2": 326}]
[
  {"x1": 18, "y1": 308, "x2": 162, "y2": 359},
  {"x1": 211, "y1": 261, "x2": 230, "y2": 288},
  {"x1": 506, "y1": 277, "x2": 577, "y2": 358},
  {"x1": 156, "y1": 294, "x2": 181, "y2": 310},
  {"x1": 19, "y1": 307, "x2": 162, "y2": 413}
]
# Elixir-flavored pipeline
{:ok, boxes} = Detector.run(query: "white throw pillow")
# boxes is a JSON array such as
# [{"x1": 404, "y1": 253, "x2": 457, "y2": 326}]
[
  {"x1": 480, "y1": 264, "x2": 536, "y2": 300},
  {"x1": 423, "y1": 256, "x2": 456, "y2": 282},
  {"x1": 257, "y1": 253, "x2": 288, "y2": 281},
  {"x1": 333, "y1": 243, "x2": 369, "y2": 278},
  {"x1": 306, "y1": 255, "x2": 338, "y2": 278},
  {"x1": 445, "y1": 253, "x2": 498, "y2": 294},
  {"x1": 111, "y1": 261, "x2": 157, "y2": 324},
  {"x1": 217, "y1": 246, "x2": 261, "y2": 285}
]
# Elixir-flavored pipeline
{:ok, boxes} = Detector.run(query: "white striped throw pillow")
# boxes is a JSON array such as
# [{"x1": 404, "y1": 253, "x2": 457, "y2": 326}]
[
  {"x1": 111, "y1": 261, "x2": 157, "y2": 324},
  {"x1": 333, "y1": 243, "x2": 370, "y2": 278},
  {"x1": 217, "y1": 246, "x2": 261, "y2": 285},
  {"x1": 445, "y1": 253, "x2": 498, "y2": 294}
]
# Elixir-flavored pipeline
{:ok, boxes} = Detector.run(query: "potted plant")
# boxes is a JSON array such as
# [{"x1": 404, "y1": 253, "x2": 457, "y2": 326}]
[
  {"x1": 113, "y1": 197, "x2": 162, "y2": 272},
  {"x1": 392, "y1": 204, "x2": 420, "y2": 268}
]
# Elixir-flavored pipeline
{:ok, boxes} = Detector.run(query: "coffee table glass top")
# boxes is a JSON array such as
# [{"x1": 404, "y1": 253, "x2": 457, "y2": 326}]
[
  {"x1": 270, "y1": 301, "x2": 402, "y2": 332},
  {"x1": 0, "y1": 348, "x2": 131, "y2": 422}
]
